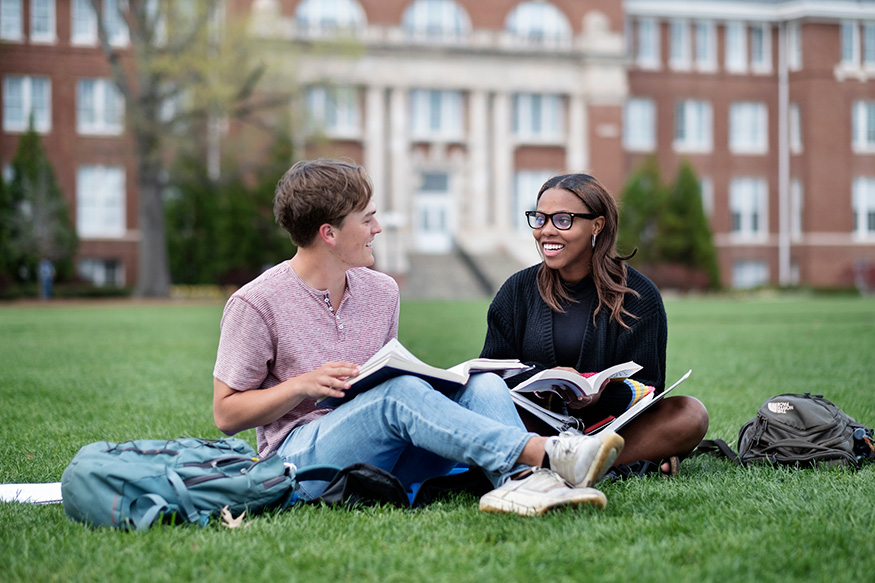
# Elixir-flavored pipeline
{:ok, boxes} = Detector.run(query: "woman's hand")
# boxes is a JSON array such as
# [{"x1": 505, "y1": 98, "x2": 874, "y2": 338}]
[{"x1": 550, "y1": 367, "x2": 611, "y2": 410}]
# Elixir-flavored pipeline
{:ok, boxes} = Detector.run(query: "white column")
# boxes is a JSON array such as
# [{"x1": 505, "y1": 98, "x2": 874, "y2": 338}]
[
  {"x1": 388, "y1": 86, "x2": 410, "y2": 273},
  {"x1": 468, "y1": 90, "x2": 490, "y2": 231},
  {"x1": 491, "y1": 92, "x2": 513, "y2": 230},
  {"x1": 364, "y1": 85, "x2": 386, "y2": 213},
  {"x1": 566, "y1": 94, "x2": 589, "y2": 172},
  {"x1": 777, "y1": 23, "x2": 791, "y2": 286}
]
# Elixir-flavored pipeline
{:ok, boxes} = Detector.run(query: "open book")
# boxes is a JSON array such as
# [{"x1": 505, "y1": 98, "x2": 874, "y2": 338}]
[
  {"x1": 510, "y1": 369, "x2": 692, "y2": 436},
  {"x1": 511, "y1": 361, "x2": 643, "y2": 400},
  {"x1": 317, "y1": 338, "x2": 531, "y2": 409}
]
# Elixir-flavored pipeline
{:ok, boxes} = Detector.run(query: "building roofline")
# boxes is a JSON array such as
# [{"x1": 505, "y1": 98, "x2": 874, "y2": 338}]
[{"x1": 625, "y1": 0, "x2": 875, "y2": 22}]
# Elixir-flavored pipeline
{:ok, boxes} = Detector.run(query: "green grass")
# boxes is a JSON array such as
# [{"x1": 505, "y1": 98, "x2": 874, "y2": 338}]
[{"x1": 1, "y1": 295, "x2": 874, "y2": 583}]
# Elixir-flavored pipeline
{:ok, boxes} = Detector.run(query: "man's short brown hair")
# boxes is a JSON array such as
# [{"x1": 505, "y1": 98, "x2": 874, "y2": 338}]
[{"x1": 274, "y1": 158, "x2": 373, "y2": 247}]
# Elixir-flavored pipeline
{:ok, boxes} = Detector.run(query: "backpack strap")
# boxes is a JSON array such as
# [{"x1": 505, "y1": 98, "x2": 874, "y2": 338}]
[
  {"x1": 128, "y1": 493, "x2": 171, "y2": 531},
  {"x1": 689, "y1": 438, "x2": 742, "y2": 465},
  {"x1": 293, "y1": 465, "x2": 343, "y2": 483},
  {"x1": 165, "y1": 467, "x2": 202, "y2": 523}
]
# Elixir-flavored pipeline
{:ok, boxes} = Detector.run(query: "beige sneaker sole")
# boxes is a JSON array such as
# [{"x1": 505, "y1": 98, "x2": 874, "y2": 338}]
[
  {"x1": 579, "y1": 431, "x2": 625, "y2": 488},
  {"x1": 479, "y1": 488, "x2": 607, "y2": 517}
]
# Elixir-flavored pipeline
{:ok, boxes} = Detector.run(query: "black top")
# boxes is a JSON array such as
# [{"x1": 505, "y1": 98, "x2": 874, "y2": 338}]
[
  {"x1": 481, "y1": 264, "x2": 668, "y2": 425},
  {"x1": 551, "y1": 277, "x2": 595, "y2": 368}
]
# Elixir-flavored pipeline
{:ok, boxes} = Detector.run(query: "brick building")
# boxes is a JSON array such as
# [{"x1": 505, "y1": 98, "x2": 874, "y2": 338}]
[
  {"x1": 625, "y1": 0, "x2": 875, "y2": 289},
  {"x1": 2, "y1": 0, "x2": 874, "y2": 291}
]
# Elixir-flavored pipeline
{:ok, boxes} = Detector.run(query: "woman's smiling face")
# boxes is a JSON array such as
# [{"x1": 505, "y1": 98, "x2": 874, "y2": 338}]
[{"x1": 534, "y1": 187, "x2": 605, "y2": 283}]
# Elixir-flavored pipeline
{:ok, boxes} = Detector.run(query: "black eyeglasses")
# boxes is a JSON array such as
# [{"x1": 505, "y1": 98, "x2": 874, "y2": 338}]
[{"x1": 525, "y1": 211, "x2": 599, "y2": 230}]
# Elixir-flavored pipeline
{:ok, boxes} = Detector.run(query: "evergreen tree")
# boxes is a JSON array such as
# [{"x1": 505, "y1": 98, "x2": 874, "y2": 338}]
[
  {"x1": 662, "y1": 161, "x2": 721, "y2": 288},
  {"x1": 618, "y1": 157, "x2": 665, "y2": 265},
  {"x1": 166, "y1": 135, "x2": 294, "y2": 286},
  {"x1": 618, "y1": 158, "x2": 721, "y2": 290},
  {"x1": 2, "y1": 123, "x2": 78, "y2": 287}
]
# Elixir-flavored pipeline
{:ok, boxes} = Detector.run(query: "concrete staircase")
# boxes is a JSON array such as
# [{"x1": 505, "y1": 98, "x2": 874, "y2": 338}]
[{"x1": 400, "y1": 248, "x2": 527, "y2": 300}]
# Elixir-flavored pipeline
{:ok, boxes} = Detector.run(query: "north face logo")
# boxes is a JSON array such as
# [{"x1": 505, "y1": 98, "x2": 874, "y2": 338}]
[{"x1": 768, "y1": 402, "x2": 795, "y2": 414}]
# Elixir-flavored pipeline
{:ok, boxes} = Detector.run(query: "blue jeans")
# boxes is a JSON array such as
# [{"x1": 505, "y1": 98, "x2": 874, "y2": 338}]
[{"x1": 278, "y1": 373, "x2": 534, "y2": 499}]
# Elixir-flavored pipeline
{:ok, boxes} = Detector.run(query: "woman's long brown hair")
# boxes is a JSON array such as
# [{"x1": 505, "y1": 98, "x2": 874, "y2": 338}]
[{"x1": 535, "y1": 173, "x2": 638, "y2": 328}]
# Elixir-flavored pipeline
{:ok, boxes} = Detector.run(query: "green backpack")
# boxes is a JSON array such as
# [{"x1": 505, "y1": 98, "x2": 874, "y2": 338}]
[{"x1": 61, "y1": 437, "x2": 338, "y2": 530}]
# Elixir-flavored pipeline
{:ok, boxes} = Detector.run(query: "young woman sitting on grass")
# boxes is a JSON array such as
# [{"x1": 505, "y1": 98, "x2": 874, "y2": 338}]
[{"x1": 480, "y1": 172, "x2": 709, "y2": 476}]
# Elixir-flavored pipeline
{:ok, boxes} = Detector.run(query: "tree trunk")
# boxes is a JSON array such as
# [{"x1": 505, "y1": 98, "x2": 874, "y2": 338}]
[{"x1": 135, "y1": 150, "x2": 170, "y2": 297}]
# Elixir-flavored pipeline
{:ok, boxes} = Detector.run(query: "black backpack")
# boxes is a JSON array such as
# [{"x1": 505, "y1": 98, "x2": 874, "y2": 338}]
[{"x1": 695, "y1": 393, "x2": 875, "y2": 469}]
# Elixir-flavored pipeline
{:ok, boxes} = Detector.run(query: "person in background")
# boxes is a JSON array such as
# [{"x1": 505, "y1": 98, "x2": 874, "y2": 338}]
[
  {"x1": 212, "y1": 158, "x2": 626, "y2": 516},
  {"x1": 481, "y1": 172, "x2": 709, "y2": 476},
  {"x1": 38, "y1": 258, "x2": 55, "y2": 301}
]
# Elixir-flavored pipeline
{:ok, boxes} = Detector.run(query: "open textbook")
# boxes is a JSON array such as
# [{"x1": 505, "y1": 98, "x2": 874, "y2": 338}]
[
  {"x1": 510, "y1": 369, "x2": 692, "y2": 435},
  {"x1": 317, "y1": 338, "x2": 531, "y2": 409},
  {"x1": 511, "y1": 361, "x2": 643, "y2": 400}
]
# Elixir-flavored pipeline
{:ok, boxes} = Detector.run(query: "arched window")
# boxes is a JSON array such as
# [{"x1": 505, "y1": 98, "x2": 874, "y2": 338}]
[
  {"x1": 402, "y1": 0, "x2": 470, "y2": 41},
  {"x1": 295, "y1": 0, "x2": 366, "y2": 32},
  {"x1": 505, "y1": 1, "x2": 571, "y2": 47}
]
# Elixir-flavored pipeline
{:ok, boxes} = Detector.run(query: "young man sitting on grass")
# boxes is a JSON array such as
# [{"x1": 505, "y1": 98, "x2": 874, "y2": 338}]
[{"x1": 211, "y1": 158, "x2": 625, "y2": 516}]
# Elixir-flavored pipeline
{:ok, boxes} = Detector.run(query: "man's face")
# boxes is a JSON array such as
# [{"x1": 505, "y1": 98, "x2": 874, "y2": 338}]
[{"x1": 332, "y1": 200, "x2": 381, "y2": 269}]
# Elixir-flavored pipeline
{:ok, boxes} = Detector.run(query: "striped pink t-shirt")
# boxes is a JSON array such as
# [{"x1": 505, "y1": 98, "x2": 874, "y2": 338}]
[{"x1": 213, "y1": 261, "x2": 400, "y2": 456}]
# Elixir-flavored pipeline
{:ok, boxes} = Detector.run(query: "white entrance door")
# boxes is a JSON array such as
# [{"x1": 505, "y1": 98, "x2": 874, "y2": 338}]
[{"x1": 413, "y1": 172, "x2": 454, "y2": 253}]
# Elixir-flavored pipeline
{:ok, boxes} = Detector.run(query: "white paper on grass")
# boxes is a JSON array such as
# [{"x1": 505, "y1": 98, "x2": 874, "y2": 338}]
[{"x1": 0, "y1": 482, "x2": 63, "y2": 504}]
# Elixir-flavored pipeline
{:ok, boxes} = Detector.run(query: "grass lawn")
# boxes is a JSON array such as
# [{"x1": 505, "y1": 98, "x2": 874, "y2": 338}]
[{"x1": 1, "y1": 294, "x2": 874, "y2": 583}]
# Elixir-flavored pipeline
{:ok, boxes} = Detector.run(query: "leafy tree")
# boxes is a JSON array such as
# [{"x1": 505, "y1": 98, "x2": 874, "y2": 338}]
[
  {"x1": 90, "y1": 0, "x2": 296, "y2": 296},
  {"x1": 0, "y1": 123, "x2": 77, "y2": 290}
]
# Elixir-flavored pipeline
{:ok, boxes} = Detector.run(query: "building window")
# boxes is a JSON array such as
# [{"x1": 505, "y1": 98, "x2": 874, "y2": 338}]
[
  {"x1": 77, "y1": 78, "x2": 124, "y2": 135},
  {"x1": 864, "y1": 22, "x2": 875, "y2": 67},
  {"x1": 402, "y1": 0, "x2": 470, "y2": 42},
  {"x1": 853, "y1": 177, "x2": 875, "y2": 237},
  {"x1": 750, "y1": 23, "x2": 771, "y2": 72},
  {"x1": 103, "y1": 0, "x2": 129, "y2": 46},
  {"x1": 841, "y1": 21, "x2": 859, "y2": 67},
  {"x1": 505, "y1": 1, "x2": 571, "y2": 48},
  {"x1": 410, "y1": 89, "x2": 463, "y2": 141},
  {"x1": 78, "y1": 258, "x2": 124, "y2": 287},
  {"x1": 729, "y1": 101, "x2": 768, "y2": 154},
  {"x1": 790, "y1": 102, "x2": 803, "y2": 154},
  {"x1": 71, "y1": 0, "x2": 97, "y2": 45},
  {"x1": 725, "y1": 21, "x2": 747, "y2": 73},
  {"x1": 295, "y1": 0, "x2": 366, "y2": 33},
  {"x1": 694, "y1": 20, "x2": 716, "y2": 71},
  {"x1": 514, "y1": 170, "x2": 555, "y2": 231},
  {"x1": 513, "y1": 93, "x2": 563, "y2": 142},
  {"x1": 3, "y1": 76, "x2": 51, "y2": 133},
  {"x1": 730, "y1": 177, "x2": 768, "y2": 238},
  {"x1": 305, "y1": 86, "x2": 360, "y2": 138},
  {"x1": 700, "y1": 176, "x2": 714, "y2": 217},
  {"x1": 636, "y1": 18, "x2": 660, "y2": 69},
  {"x1": 674, "y1": 99, "x2": 712, "y2": 152},
  {"x1": 852, "y1": 100, "x2": 875, "y2": 152},
  {"x1": 669, "y1": 19, "x2": 691, "y2": 70},
  {"x1": 791, "y1": 178, "x2": 803, "y2": 238},
  {"x1": 732, "y1": 260, "x2": 769, "y2": 289},
  {"x1": 787, "y1": 21, "x2": 802, "y2": 71},
  {"x1": 0, "y1": 0, "x2": 22, "y2": 40},
  {"x1": 76, "y1": 165, "x2": 126, "y2": 238},
  {"x1": 30, "y1": 0, "x2": 55, "y2": 42},
  {"x1": 623, "y1": 98, "x2": 656, "y2": 152}
]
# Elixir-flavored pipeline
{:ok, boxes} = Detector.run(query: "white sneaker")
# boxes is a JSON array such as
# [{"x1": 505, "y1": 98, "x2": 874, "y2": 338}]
[
  {"x1": 479, "y1": 468, "x2": 607, "y2": 517},
  {"x1": 545, "y1": 430, "x2": 625, "y2": 488}
]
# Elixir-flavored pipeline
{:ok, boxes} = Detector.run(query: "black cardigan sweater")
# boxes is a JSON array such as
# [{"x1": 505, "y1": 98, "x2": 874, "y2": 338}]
[{"x1": 480, "y1": 264, "x2": 668, "y2": 394}]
